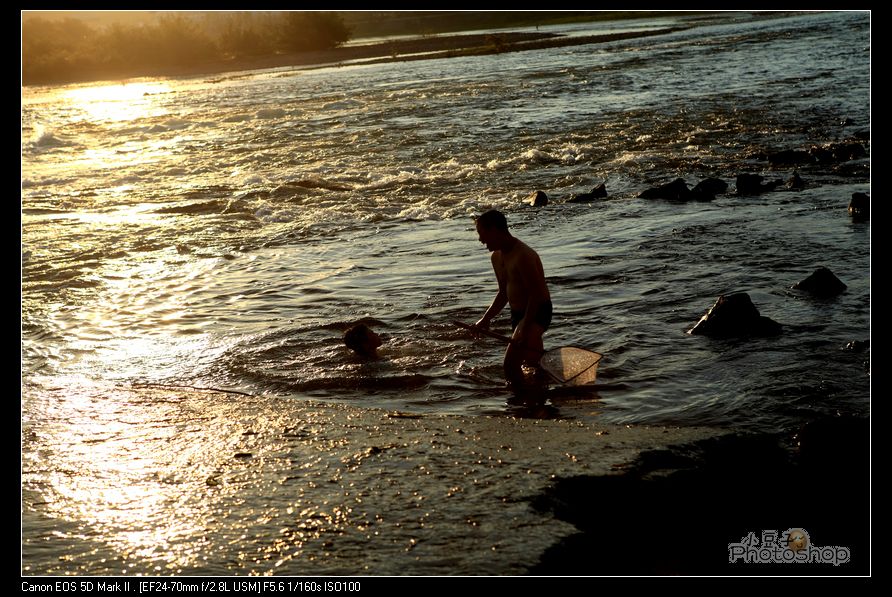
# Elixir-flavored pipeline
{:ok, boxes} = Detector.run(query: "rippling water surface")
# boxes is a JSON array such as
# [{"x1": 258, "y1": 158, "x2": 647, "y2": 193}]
[{"x1": 22, "y1": 11, "x2": 870, "y2": 574}]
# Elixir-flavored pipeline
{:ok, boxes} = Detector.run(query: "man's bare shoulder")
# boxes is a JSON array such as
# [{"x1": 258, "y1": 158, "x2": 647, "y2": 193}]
[{"x1": 513, "y1": 238, "x2": 542, "y2": 261}]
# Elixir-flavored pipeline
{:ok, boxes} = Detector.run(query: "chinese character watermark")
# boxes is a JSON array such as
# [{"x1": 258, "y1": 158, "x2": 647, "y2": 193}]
[{"x1": 728, "y1": 528, "x2": 850, "y2": 566}]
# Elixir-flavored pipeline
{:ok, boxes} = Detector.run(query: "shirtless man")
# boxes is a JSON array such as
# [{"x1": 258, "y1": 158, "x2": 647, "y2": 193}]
[{"x1": 472, "y1": 209, "x2": 552, "y2": 387}]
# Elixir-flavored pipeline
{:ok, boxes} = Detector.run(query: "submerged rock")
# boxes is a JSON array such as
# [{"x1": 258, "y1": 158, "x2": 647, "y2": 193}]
[
  {"x1": 793, "y1": 267, "x2": 847, "y2": 297},
  {"x1": 786, "y1": 171, "x2": 805, "y2": 190},
  {"x1": 692, "y1": 177, "x2": 728, "y2": 195},
  {"x1": 527, "y1": 190, "x2": 548, "y2": 207},
  {"x1": 843, "y1": 340, "x2": 869, "y2": 352},
  {"x1": 767, "y1": 149, "x2": 814, "y2": 165},
  {"x1": 830, "y1": 142, "x2": 867, "y2": 161},
  {"x1": 848, "y1": 192, "x2": 869, "y2": 221},
  {"x1": 808, "y1": 146, "x2": 833, "y2": 163},
  {"x1": 687, "y1": 187, "x2": 715, "y2": 201},
  {"x1": 638, "y1": 178, "x2": 711, "y2": 201},
  {"x1": 735, "y1": 173, "x2": 783, "y2": 196},
  {"x1": 567, "y1": 183, "x2": 607, "y2": 203},
  {"x1": 639, "y1": 178, "x2": 688, "y2": 200},
  {"x1": 688, "y1": 292, "x2": 782, "y2": 337},
  {"x1": 809, "y1": 142, "x2": 867, "y2": 163},
  {"x1": 736, "y1": 173, "x2": 761, "y2": 195}
]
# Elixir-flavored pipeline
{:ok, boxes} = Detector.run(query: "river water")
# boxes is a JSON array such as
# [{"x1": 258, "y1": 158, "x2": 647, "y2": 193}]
[{"x1": 22, "y1": 11, "x2": 870, "y2": 575}]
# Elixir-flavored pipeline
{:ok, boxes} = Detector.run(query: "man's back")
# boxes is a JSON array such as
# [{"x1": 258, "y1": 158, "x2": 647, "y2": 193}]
[{"x1": 492, "y1": 237, "x2": 550, "y2": 312}]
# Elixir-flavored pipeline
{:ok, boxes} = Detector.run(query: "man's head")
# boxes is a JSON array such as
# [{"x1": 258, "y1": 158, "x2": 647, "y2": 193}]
[
  {"x1": 344, "y1": 323, "x2": 382, "y2": 357},
  {"x1": 475, "y1": 209, "x2": 510, "y2": 252},
  {"x1": 475, "y1": 209, "x2": 508, "y2": 231}
]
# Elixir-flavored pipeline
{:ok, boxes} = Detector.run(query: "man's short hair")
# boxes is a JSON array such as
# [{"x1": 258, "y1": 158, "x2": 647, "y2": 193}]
[{"x1": 475, "y1": 209, "x2": 508, "y2": 231}]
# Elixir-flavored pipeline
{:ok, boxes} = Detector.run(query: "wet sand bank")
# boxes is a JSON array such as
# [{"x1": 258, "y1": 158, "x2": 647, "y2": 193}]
[
  {"x1": 23, "y1": 385, "x2": 717, "y2": 575},
  {"x1": 533, "y1": 417, "x2": 870, "y2": 575},
  {"x1": 23, "y1": 386, "x2": 867, "y2": 575}
]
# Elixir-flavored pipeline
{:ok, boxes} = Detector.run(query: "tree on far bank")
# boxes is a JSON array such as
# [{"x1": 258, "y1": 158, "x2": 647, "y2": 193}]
[
  {"x1": 206, "y1": 12, "x2": 276, "y2": 58},
  {"x1": 22, "y1": 10, "x2": 353, "y2": 85},
  {"x1": 276, "y1": 12, "x2": 350, "y2": 52},
  {"x1": 22, "y1": 17, "x2": 96, "y2": 83}
]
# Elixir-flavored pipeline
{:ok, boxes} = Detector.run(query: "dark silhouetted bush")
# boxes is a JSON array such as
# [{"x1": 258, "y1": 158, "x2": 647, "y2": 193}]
[{"x1": 276, "y1": 12, "x2": 350, "y2": 52}]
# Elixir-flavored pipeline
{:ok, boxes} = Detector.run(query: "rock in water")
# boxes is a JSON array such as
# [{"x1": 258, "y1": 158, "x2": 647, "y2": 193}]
[
  {"x1": 735, "y1": 173, "x2": 783, "y2": 195},
  {"x1": 830, "y1": 142, "x2": 866, "y2": 161},
  {"x1": 848, "y1": 192, "x2": 869, "y2": 221},
  {"x1": 692, "y1": 177, "x2": 728, "y2": 195},
  {"x1": 591, "y1": 182, "x2": 608, "y2": 198},
  {"x1": 786, "y1": 171, "x2": 805, "y2": 190},
  {"x1": 767, "y1": 149, "x2": 814, "y2": 165},
  {"x1": 809, "y1": 142, "x2": 867, "y2": 163},
  {"x1": 792, "y1": 267, "x2": 847, "y2": 297},
  {"x1": 843, "y1": 340, "x2": 869, "y2": 352},
  {"x1": 527, "y1": 190, "x2": 548, "y2": 207},
  {"x1": 735, "y1": 173, "x2": 764, "y2": 195},
  {"x1": 688, "y1": 292, "x2": 782, "y2": 337},
  {"x1": 638, "y1": 178, "x2": 690, "y2": 201},
  {"x1": 568, "y1": 183, "x2": 608, "y2": 203}
]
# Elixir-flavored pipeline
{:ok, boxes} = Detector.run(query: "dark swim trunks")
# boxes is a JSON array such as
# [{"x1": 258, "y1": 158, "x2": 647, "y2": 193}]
[{"x1": 511, "y1": 300, "x2": 553, "y2": 331}]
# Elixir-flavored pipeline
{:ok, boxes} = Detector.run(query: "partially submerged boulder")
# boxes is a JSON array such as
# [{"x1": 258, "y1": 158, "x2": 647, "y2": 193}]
[
  {"x1": 639, "y1": 178, "x2": 712, "y2": 201},
  {"x1": 848, "y1": 192, "x2": 869, "y2": 221},
  {"x1": 688, "y1": 292, "x2": 782, "y2": 337},
  {"x1": 843, "y1": 340, "x2": 869, "y2": 352},
  {"x1": 792, "y1": 267, "x2": 847, "y2": 297},
  {"x1": 527, "y1": 190, "x2": 548, "y2": 207},
  {"x1": 736, "y1": 173, "x2": 783, "y2": 196},
  {"x1": 786, "y1": 171, "x2": 805, "y2": 190},
  {"x1": 639, "y1": 178, "x2": 689, "y2": 200},
  {"x1": 567, "y1": 183, "x2": 607, "y2": 203},
  {"x1": 767, "y1": 149, "x2": 814, "y2": 165},
  {"x1": 809, "y1": 142, "x2": 867, "y2": 163},
  {"x1": 829, "y1": 142, "x2": 867, "y2": 161},
  {"x1": 692, "y1": 177, "x2": 728, "y2": 195}
]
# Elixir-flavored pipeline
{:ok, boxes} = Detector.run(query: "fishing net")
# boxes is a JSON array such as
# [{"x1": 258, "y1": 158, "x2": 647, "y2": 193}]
[{"x1": 539, "y1": 347, "x2": 602, "y2": 386}]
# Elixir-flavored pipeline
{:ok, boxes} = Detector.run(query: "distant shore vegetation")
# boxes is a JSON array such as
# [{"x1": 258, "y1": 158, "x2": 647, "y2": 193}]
[
  {"x1": 22, "y1": 11, "x2": 693, "y2": 86},
  {"x1": 22, "y1": 11, "x2": 351, "y2": 86}
]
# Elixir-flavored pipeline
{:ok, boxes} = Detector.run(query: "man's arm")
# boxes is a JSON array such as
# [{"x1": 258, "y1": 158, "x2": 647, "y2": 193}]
[{"x1": 475, "y1": 252, "x2": 507, "y2": 329}]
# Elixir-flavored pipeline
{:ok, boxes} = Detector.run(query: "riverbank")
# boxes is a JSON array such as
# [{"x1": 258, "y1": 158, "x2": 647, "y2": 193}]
[
  {"x1": 22, "y1": 386, "x2": 868, "y2": 575},
  {"x1": 22, "y1": 385, "x2": 719, "y2": 575},
  {"x1": 533, "y1": 416, "x2": 870, "y2": 575},
  {"x1": 24, "y1": 27, "x2": 686, "y2": 87}
]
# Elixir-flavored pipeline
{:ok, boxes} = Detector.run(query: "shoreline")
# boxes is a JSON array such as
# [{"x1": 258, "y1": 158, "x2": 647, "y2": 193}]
[
  {"x1": 23, "y1": 27, "x2": 687, "y2": 88},
  {"x1": 22, "y1": 385, "x2": 868, "y2": 575},
  {"x1": 22, "y1": 385, "x2": 718, "y2": 575}
]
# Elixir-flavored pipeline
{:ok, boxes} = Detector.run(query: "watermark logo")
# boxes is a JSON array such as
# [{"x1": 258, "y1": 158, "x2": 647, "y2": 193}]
[{"x1": 728, "y1": 528, "x2": 850, "y2": 566}]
